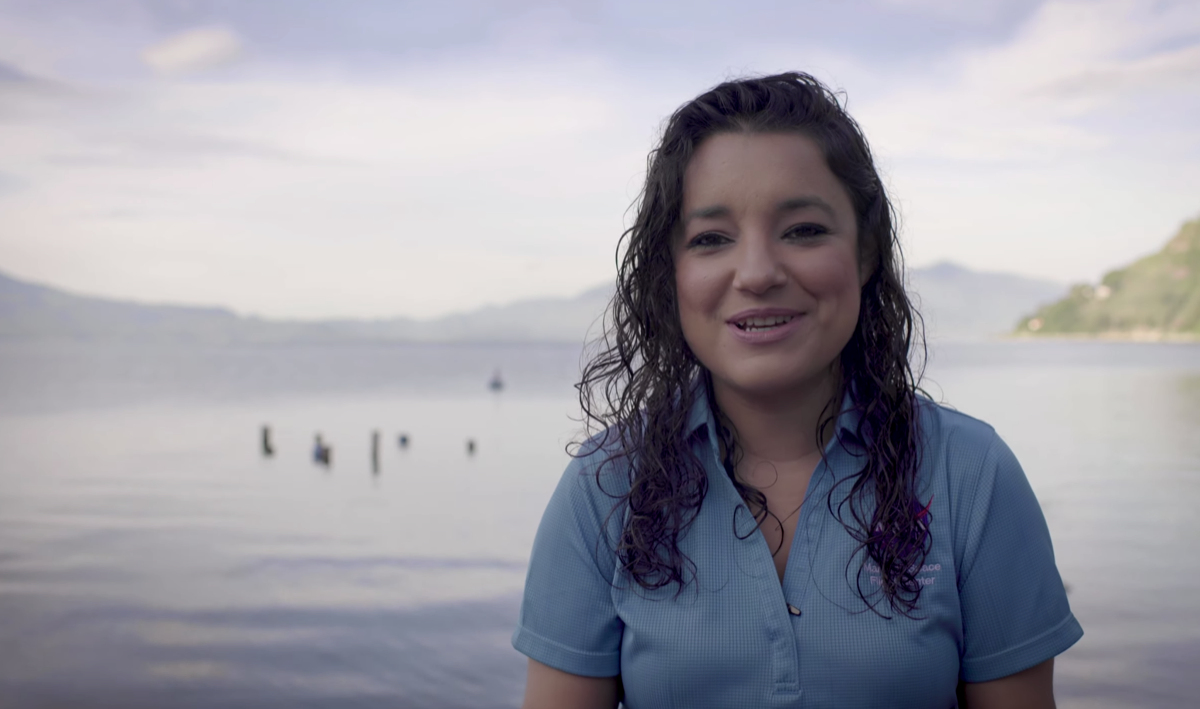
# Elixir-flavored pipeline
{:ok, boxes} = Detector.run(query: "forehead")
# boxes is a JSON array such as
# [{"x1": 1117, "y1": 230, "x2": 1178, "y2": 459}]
[{"x1": 681, "y1": 131, "x2": 852, "y2": 218}]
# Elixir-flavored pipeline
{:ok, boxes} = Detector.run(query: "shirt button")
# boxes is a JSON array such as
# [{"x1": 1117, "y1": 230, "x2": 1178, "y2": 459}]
[{"x1": 787, "y1": 604, "x2": 802, "y2": 616}]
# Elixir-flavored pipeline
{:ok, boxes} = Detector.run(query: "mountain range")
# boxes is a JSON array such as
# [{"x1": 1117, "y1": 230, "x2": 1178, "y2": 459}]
[
  {"x1": 1015, "y1": 216, "x2": 1200, "y2": 339},
  {"x1": 0, "y1": 263, "x2": 1067, "y2": 346}
]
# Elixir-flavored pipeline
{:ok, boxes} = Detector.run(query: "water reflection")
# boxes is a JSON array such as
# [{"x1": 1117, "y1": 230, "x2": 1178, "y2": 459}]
[
  {"x1": 924, "y1": 345, "x2": 1200, "y2": 707},
  {"x1": 0, "y1": 593, "x2": 526, "y2": 709},
  {"x1": 0, "y1": 342, "x2": 1197, "y2": 707}
]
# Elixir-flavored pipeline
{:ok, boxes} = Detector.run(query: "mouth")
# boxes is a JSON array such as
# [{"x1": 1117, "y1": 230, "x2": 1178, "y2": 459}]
[{"x1": 730, "y1": 314, "x2": 797, "y2": 332}]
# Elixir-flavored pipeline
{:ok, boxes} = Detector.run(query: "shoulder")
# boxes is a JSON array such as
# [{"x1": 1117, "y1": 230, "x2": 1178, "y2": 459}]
[
  {"x1": 916, "y1": 396, "x2": 1002, "y2": 455},
  {"x1": 915, "y1": 397, "x2": 1019, "y2": 482},
  {"x1": 914, "y1": 398, "x2": 1055, "y2": 570},
  {"x1": 914, "y1": 397, "x2": 1030, "y2": 527},
  {"x1": 563, "y1": 426, "x2": 634, "y2": 498},
  {"x1": 919, "y1": 405, "x2": 1084, "y2": 678},
  {"x1": 515, "y1": 431, "x2": 630, "y2": 677},
  {"x1": 541, "y1": 427, "x2": 634, "y2": 545}
]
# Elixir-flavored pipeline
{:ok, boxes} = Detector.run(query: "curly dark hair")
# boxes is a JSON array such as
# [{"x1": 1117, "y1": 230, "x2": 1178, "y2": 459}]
[{"x1": 576, "y1": 71, "x2": 929, "y2": 616}]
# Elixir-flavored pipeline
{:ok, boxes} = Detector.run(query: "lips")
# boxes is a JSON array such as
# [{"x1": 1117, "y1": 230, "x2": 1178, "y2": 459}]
[
  {"x1": 725, "y1": 308, "x2": 805, "y2": 344},
  {"x1": 726, "y1": 308, "x2": 803, "y2": 330},
  {"x1": 732, "y1": 314, "x2": 796, "y2": 331}
]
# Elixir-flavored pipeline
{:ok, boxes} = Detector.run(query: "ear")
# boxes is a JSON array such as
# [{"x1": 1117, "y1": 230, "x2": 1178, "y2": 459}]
[
  {"x1": 857, "y1": 232, "x2": 879, "y2": 289},
  {"x1": 858, "y1": 262, "x2": 876, "y2": 289}
]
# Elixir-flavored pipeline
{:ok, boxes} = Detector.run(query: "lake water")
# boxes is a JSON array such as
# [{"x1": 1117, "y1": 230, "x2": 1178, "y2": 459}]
[{"x1": 0, "y1": 340, "x2": 1197, "y2": 708}]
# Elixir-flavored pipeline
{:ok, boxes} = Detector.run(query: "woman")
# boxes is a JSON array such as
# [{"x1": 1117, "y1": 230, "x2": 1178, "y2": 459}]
[{"x1": 512, "y1": 72, "x2": 1082, "y2": 709}]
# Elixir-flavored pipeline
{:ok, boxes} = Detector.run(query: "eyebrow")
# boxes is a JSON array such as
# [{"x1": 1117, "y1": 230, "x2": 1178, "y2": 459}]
[{"x1": 683, "y1": 196, "x2": 837, "y2": 225}]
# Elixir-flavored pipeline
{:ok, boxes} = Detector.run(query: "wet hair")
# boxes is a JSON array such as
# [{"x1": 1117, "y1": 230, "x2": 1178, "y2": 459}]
[{"x1": 576, "y1": 72, "x2": 928, "y2": 616}]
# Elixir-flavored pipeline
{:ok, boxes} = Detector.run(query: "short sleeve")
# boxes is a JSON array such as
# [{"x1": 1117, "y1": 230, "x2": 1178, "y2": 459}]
[
  {"x1": 511, "y1": 452, "x2": 625, "y2": 677},
  {"x1": 957, "y1": 434, "x2": 1083, "y2": 682}
]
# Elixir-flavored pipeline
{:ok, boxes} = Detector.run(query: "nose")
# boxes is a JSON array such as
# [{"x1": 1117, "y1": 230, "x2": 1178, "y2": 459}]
[{"x1": 731, "y1": 233, "x2": 786, "y2": 295}]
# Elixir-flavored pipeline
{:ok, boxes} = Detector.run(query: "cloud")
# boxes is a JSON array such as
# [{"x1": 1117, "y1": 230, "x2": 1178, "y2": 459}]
[
  {"x1": 0, "y1": 15, "x2": 65, "y2": 80},
  {"x1": 841, "y1": 0, "x2": 1200, "y2": 284},
  {"x1": 1031, "y1": 42, "x2": 1200, "y2": 99},
  {"x1": 0, "y1": 0, "x2": 1198, "y2": 318},
  {"x1": 0, "y1": 171, "x2": 23, "y2": 197},
  {"x1": 0, "y1": 65, "x2": 642, "y2": 319},
  {"x1": 44, "y1": 131, "x2": 337, "y2": 169},
  {"x1": 861, "y1": 2, "x2": 1196, "y2": 159},
  {"x1": 0, "y1": 61, "x2": 38, "y2": 83},
  {"x1": 875, "y1": 0, "x2": 1037, "y2": 22},
  {"x1": 141, "y1": 27, "x2": 242, "y2": 77}
]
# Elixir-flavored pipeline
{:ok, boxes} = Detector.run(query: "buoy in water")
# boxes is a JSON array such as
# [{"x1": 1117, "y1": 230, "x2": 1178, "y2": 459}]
[{"x1": 313, "y1": 433, "x2": 331, "y2": 466}]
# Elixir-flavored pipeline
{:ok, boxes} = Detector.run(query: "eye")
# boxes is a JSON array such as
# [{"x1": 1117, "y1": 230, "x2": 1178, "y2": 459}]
[
  {"x1": 785, "y1": 223, "x2": 829, "y2": 240},
  {"x1": 686, "y1": 231, "x2": 730, "y2": 249}
]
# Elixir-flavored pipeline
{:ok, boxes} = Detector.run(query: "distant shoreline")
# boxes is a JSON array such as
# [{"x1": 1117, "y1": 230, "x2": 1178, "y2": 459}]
[
  {"x1": 1004, "y1": 332, "x2": 1200, "y2": 343},
  {"x1": 3, "y1": 335, "x2": 1199, "y2": 350}
]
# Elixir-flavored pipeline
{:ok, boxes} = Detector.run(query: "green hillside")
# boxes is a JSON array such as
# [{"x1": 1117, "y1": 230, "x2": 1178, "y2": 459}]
[{"x1": 1015, "y1": 216, "x2": 1200, "y2": 339}]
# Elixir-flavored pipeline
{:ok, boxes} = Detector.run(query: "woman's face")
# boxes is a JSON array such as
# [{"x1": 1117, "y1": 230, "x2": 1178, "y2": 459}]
[{"x1": 674, "y1": 131, "x2": 868, "y2": 402}]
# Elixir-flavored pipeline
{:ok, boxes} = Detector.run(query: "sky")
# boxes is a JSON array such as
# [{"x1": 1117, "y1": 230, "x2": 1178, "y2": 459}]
[{"x1": 0, "y1": 0, "x2": 1197, "y2": 321}]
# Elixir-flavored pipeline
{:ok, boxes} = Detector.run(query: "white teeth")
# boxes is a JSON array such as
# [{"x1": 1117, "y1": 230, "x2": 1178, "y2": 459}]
[{"x1": 735, "y1": 315, "x2": 794, "y2": 330}]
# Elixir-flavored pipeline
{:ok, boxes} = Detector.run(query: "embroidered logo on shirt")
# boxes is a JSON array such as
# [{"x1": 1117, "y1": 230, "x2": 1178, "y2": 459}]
[
  {"x1": 914, "y1": 495, "x2": 932, "y2": 532},
  {"x1": 866, "y1": 496, "x2": 939, "y2": 588}
]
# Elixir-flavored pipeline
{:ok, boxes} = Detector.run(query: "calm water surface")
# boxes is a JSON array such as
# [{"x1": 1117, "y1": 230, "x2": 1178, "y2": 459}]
[{"x1": 0, "y1": 341, "x2": 1197, "y2": 708}]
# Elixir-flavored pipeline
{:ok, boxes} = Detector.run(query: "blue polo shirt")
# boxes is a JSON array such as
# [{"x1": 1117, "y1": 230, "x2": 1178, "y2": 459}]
[{"x1": 512, "y1": 384, "x2": 1083, "y2": 708}]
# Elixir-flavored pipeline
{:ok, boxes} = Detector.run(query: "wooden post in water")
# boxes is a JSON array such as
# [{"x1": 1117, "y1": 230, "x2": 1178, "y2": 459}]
[
  {"x1": 371, "y1": 430, "x2": 380, "y2": 474},
  {"x1": 261, "y1": 425, "x2": 274, "y2": 457}
]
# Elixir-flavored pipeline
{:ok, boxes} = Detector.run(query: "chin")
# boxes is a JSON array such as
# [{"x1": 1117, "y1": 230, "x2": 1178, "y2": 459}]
[{"x1": 715, "y1": 363, "x2": 829, "y2": 398}]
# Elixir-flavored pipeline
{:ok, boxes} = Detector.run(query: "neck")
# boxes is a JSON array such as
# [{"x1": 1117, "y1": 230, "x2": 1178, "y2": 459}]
[{"x1": 710, "y1": 368, "x2": 841, "y2": 465}]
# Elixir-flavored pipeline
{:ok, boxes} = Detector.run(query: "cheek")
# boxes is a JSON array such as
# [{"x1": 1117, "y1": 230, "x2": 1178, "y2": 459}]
[
  {"x1": 674, "y1": 261, "x2": 720, "y2": 322},
  {"x1": 794, "y1": 246, "x2": 862, "y2": 298}
]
